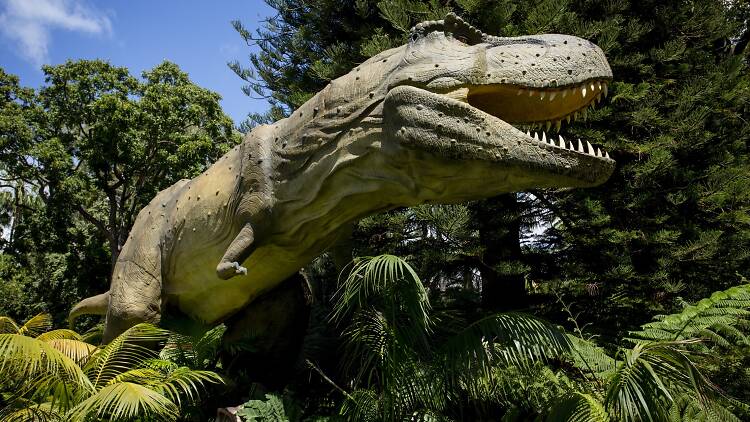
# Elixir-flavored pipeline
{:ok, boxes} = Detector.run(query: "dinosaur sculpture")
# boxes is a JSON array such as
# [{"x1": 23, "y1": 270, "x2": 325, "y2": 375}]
[{"x1": 71, "y1": 14, "x2": 615, "y2": 343}]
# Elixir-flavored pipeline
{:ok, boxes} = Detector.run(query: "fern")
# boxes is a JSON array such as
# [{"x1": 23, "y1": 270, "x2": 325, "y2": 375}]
[
  {"x1": 628, "y1": 281, "x2": 750, "y2": 348},
  {"x1": 237, "y1": 393, "x2": 301, "y2": 421}
]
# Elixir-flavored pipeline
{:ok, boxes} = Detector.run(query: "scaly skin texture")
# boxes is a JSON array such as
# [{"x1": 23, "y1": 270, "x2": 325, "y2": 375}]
[{"x1": 70, "y1": 14, "x2": 615, "y2": 342}]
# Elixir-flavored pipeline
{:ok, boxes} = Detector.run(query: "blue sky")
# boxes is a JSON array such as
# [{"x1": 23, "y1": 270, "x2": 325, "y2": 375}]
[{"x1": 0, "y1": 0, "x2": 275, "y2": 125}]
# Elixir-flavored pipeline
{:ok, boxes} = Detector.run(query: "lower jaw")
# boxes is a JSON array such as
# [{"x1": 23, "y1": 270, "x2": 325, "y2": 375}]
[{"x1": 384, "y1": 85, "x2": 615, "y2": 186}]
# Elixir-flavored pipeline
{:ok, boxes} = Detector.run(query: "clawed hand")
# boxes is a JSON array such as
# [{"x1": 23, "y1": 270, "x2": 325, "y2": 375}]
[
  {"x1": 232, "y1": 261, "x2": 248, "y2": 275},
  {"x1": 217, "y1": 261, "x2": 248, "y2": 279}
]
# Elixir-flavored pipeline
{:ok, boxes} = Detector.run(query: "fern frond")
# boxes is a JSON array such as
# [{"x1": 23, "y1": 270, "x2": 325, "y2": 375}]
[
  {"x1": 567, "y1": 335, "x2": 616, "y2": 380},
  {"x1": 628, "y1": 283, "x2": 750, "y2": 346},
  {"x1": 545, "y1": 392, "x2": 609, "y2": 422}
]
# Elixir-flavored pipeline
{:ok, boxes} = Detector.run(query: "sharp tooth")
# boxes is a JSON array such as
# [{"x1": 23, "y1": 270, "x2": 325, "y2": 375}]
[
  {"x1": 566, "y1": 115, "x2": 571, "y2": 124},
  {"x1": 582, "y1": 107, "x2": 588, "y2": 120},
  {"x1": 545, "y1": 120, "x2": 551, "y2": 131},
  {"x1": 582, "y1": 86, "x2": 587, "y2": 97},
  {"x1": 526, "y1": 130, "x2": 530, "y2": 137},
  {"x1": 562, "y1": 89, "x2": 568, "y2": 98},
  {"x1": 540, "y1": 91, "x2": 546, "y2": 100},
  {"x1": 596, "y1": 147, "x2": 602, "y2": 157},
  {"x1": 554, "y1": 120, "x2": 561, "y2": 132},
  {"x1": 605, "y1": 151, "x2": 610, "y2": 159},
  {"x1": 549, "y1": 91, "x2": 557, "y2": 101},
  {"x1": 529, "y1": 90, "x2": 535, "y2": 97},
  {"x1": 587, "y1": 140, "x2": 595, "y2": 155},
  {"x1": 598, "y1": 81, "x2": 602, "y2": 90},
  {"x1": 542, "y1": 132, "x2": 547, "y2": 143},
  {"x1": 533, "y1": 132, "x2": 539, "y2": 141},
  {"x1": 603, "y1": 83, "x2": 608, "y2": 97},
  {"x1": 558, "y1": 135, "x2": 565, "y2": 148},
  {"x1": 578, "y1": 139, "x2": 584, "y2": 152},
  {"x1": 596, "y1": 93, "x2": 602, "y2": 104},
  {"x1": 517, "y1": 89, "x2": 524, "y2": 96},
  {"x1": 590, "y1": 83, "x2": 595, "y2": 92}
]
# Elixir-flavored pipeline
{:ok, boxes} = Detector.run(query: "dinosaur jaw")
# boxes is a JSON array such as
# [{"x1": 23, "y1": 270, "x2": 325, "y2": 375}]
[{"x1": 384, "y1": 84, "x2": 615, "y2": 188}]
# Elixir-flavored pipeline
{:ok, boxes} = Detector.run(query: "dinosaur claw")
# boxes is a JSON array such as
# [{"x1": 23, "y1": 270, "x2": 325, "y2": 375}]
[
  {"x1": 217, "y1": 261, "x2": 248, "y2": 279},
  {"x1": 233, "y1": 262, "x2": 248, "y2": 275}
]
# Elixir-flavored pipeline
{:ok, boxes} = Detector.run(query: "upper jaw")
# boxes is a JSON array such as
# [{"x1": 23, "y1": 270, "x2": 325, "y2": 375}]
[{"x1": 383, "y1": 84, "x2": 615, "y2": 187}]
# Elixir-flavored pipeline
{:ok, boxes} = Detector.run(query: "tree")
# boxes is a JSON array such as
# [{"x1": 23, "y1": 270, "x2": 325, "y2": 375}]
[
  {"x1": 32, "y1": 60, "x2": 238, "y2": 269},
  {"x1": 0, "y1": 61, "x2": 240, "y2": 322}
]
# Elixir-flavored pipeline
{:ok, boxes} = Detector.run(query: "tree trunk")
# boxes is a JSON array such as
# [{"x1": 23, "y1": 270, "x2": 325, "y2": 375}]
[{"x1": 472, "y1": 194, "x2": 526, "y2": 311}]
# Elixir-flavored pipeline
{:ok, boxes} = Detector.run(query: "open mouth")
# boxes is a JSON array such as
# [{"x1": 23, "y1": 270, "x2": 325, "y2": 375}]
[{"x1": 437, "y1": 79, "x2": 613, "y2": 160}]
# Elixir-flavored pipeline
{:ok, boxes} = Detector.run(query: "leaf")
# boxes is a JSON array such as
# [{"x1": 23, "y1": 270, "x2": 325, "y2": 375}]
[
  {"x1": 18, "y1": 314, "x2": 53, "y2": 338},
  {"x1": 65, "y1": 382, "x2": 178, "y2": 422},
  {"x1": 83, "y1": 323, "x2": 169, "y2": 390},
  {"x1": 546, "y1": 392, "x2": 609, "y2": 422},
  {"x1": 0, "y1": 334, "x2": 91, "y2": 391},
  {"x1": 604, "y1": 341, "x2": 717, "y2": 422}
]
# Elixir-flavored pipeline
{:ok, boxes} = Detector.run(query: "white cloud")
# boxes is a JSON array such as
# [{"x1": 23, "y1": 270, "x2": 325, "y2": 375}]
[{"x1": 0, "y1": 0, "x2": 112, "y2": 65}]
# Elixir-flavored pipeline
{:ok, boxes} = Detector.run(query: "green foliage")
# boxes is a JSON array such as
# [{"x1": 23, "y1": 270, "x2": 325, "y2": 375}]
[
  {"x1": 629, "y1": 279, "x2": 750, "y2": 347},
  {"x1": 0, "y1": 314, "x2": 223, "y2": 421},
  {"x1": 237, "y1": 393, "x2": 302, "y2": 421},
  {"x1": 0, "y1": 60, "x2": 240, "y2": 325}
]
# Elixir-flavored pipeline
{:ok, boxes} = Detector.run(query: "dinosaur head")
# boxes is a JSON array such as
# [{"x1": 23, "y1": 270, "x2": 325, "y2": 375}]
[{"x1": 380, "y1": 13, "x2": 615, "y2": 195}]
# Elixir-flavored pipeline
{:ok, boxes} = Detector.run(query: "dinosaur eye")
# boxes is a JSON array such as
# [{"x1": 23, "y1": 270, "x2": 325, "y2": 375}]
[{"x1": 411, "y1": 33, "x2": 420, "y2": 42}]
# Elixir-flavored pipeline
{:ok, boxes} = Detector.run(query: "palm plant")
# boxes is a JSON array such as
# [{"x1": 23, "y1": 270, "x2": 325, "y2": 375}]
[
  {"x1": 329, "y1": 255, "x2": 572, "y2": 420},
  {"x1": 0, "y1": 314, "x2": 222, "y2": 421},
  {"x1": 326, "y1": 255, "x2": 748, "y2": 422}
]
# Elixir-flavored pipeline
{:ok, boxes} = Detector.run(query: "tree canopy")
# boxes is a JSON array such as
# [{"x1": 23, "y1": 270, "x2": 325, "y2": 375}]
[{"x1": 0, "y1": 60, "x2": 239, "y2": 322}]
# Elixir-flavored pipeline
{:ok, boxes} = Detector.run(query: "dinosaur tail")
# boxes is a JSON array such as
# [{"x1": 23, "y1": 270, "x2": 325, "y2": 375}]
[{"x1": 68, "y1": 291, "x2": 110, "y2": 326}]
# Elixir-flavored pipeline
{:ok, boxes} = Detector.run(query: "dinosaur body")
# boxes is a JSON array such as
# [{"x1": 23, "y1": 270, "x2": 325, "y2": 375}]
[{"x1": 71, "y1": 14, "x2": 616, "y2": 342}]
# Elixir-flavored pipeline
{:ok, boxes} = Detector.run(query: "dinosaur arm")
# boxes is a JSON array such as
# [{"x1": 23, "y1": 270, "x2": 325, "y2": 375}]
[{"x1": 216, "y1": 223, "x2": 256, "y2": 279}]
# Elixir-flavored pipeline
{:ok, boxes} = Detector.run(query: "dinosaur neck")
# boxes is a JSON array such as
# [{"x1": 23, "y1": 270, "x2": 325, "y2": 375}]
[{"x1": 270, "y1": 128, "x2": 418, "y2": 244}]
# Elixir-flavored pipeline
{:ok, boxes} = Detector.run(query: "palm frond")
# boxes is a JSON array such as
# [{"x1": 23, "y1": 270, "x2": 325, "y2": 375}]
[
  {"x1": 0, "y1": 316, "x2": 20, "y2": 334},
  {"x1": 333, "y1": 254, "x2": 431, "y2": 335},
  {"x1": 668, "y1": 392, "x2": 745, "y2": 422},
  {"x1": 36, "y1": 329, "x2": 82, "y2": 342},
  {"x1": 83, "y1": 323, "x2": 169, "y2": 390},
  {"x1": 159, "y1": 324, "x2": 226, "y2": 368},
  {"x1": 605, "y1": 341, "x2": 717, "y2": 422},
  {"x1": 148, "y1": 366, "x2": 224, "y2": 407},
  {"x1": 45, "y1": 339, "x2": 98, "y2": 366},
  {"x1": 546, "y1": 392, "x2": 609, "y2": 422},
  {"x1": 340, "y1": 389, "x2": 381, "y2": 422},
  {"x1": 437, "y1": 312, "x2": 572, "y2": 382},
  {"x1": 65, "y1": 382, "x2": 178, "y2": 422},
  {"x1": 18, "y1": 314, "x2": 53, "y2": 338},
  {"x1": 0, "y1": 334, "x2": 92, "y2": 391},
  {"x1": 0, "y1": 401, "x2": 64, "y2": 422}
]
